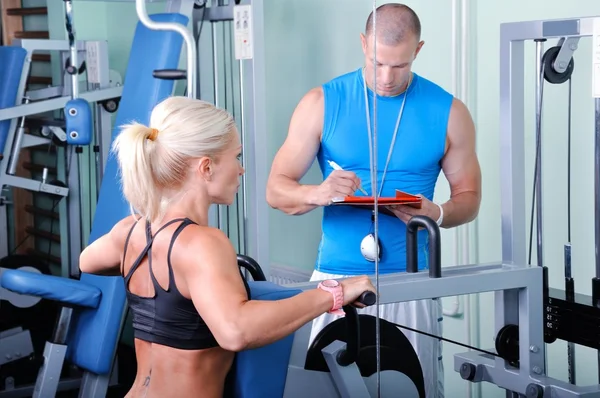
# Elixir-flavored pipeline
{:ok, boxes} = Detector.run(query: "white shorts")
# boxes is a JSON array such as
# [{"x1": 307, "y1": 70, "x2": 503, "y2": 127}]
[{"x1": 309, "y1": 269, "x2": 444, "y2": 398}]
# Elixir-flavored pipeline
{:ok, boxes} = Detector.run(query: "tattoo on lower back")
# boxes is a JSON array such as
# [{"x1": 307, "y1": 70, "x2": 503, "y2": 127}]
[{"x1": 143, "y1": 369, "x2": 152, "y2": 387}]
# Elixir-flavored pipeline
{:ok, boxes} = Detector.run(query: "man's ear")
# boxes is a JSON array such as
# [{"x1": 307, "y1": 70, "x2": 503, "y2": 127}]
[
  {"x1": 360, "y1": 33, "x2": 368, "y2": 55},
  {"x1": 414, "y1": 40, "x2": 425, "y2": 59},
  {"x1": 197, "y1": 156, "x2": 213, "y2": 180}
]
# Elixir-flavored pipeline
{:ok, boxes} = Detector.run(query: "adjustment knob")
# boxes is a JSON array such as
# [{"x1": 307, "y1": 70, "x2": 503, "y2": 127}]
[
  {"x1": 526, "y1": 383, "x2": 544, "y2": 398},
  {"x1": 459, "y1": 363, "x2": 477, "y2": 381}
]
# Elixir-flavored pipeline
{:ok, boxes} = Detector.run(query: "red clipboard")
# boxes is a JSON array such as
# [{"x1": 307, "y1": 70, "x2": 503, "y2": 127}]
[{"x1": 331, "y1": 190, "x2": 422, "y2": 209}]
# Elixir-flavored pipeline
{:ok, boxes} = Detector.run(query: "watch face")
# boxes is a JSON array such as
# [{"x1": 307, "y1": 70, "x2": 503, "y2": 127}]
[{"x1": 322, "y1": 280, "x2": 339, "y2": 288}]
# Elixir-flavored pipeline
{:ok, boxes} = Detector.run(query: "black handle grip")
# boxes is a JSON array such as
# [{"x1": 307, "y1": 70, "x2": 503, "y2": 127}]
[
  {"x1": 335, "y1": 291, "x2": 376, "y2": 367},
  {"x1": 237, "y1": 254, "x2": 267, "y2": 281},
  {"x1": 406, "y1": 215, "x2": 441, "y2": 278},
  {"x1": 358, "y1": 291, "x2": 376, "y2": 306},
  {"x1": 152, "y1": 69, "x2": 187, "y2": 80}
]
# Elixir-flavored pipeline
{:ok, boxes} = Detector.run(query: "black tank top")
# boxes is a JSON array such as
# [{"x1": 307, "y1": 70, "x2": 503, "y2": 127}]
[{"x1": 121, "y1": 217, "x2": 251, "y2": 350}]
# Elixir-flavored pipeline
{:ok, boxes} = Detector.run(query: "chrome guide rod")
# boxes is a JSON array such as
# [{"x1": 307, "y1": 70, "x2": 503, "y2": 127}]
[
  {"x1": 212, "y1": 21, "x2": 223, "y2": 231},
  {"x1": 534, "y1": 39, "x2": 545, "y2": 268},
  {"x1": 370, "y1": 1, "x2": 381, "y2": 396}
]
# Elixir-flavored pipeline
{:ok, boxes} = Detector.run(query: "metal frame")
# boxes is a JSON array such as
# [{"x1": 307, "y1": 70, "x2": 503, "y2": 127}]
[
  {"x1": 191, "y1": 0, "x2": 269, "y2": 275},
  {"x1": 274, "y1": 14, "x2": 600, "y2": 398},
  {"x1": 284, "y1": 263, "x2": 545, "y2": 397},
  {"x1": 0, "y1": 38, "x2": 122, "y2": 274}
]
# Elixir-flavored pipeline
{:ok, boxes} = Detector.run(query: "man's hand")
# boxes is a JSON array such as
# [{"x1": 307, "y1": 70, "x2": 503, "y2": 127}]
[
  {"x1": 310, "y1": 170, "x2": 363, "y2": 206},
  {"x1": 386, "y1": 194, "x2": 441, "y2": 225}
]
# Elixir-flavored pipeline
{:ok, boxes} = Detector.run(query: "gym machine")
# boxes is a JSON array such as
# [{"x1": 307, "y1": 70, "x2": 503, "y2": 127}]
[
  {"x1": 0, "y1": 0, "x2": 268, "y2": 396},
  {"x1": 236, "y1": 14, "x2": 600, "y2": 398},
  {"x1": 0, "y1": 1, "x2": 124, "y2": 396}
]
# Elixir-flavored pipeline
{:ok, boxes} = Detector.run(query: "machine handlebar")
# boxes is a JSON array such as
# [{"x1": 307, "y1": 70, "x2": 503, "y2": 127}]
[
  {"x1": 237, "y1": 254, "x2": 267, "y2": 282},
  {"x1": 335, "y1": 291, "x2": 376, "y2": 367},
  {"x1": 358, "y1": 290, "x2": 376, "y2": 306},
  {"x1": 153, "y1": 69, "x2": 188, "y2": 81},
  {"x1": 406, "y1": 215, "x2": 442, "y2": 278}
]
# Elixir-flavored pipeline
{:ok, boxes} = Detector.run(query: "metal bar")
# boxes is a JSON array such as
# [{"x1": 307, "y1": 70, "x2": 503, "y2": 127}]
[
  {"x1": 0, "y1": 175, "x2": 69, "y2": 197},
  {"x1": 201, "y1": 3, "x2": 234, "y2": 22},
  {"x1": 534, "y1": 39, "x2": 544, "y2": 267},
  {"x1": 499, "y1": 23, "x2": 527, "y2": 266},
  {"x1": 594, "y1": 98, "x2": 600, "y2": 278},
  {"x1": 239, "y1": 59, "x2": 248, "y2": 255},
  {"x1": 0, "y1": 87, "x2": 123, "y2": 122},
  {"x1": 211, "y1": 22, "x2": 224, "y2": 232},
  {"x1": 64, "y1": 1, "x2": 79, "y2": 98},
  {"x1": 68, "y1": 151, "x2": 82, "y2": 277},
  {"x1": 289, "y1": 263, "x2": 542, "y2": 304},
  {"x1": 242, "y1": 0, "x2": 270, "y2": 275},
  {"x1": 135, "y1": 0, "x2": 196, "y2": 98}
]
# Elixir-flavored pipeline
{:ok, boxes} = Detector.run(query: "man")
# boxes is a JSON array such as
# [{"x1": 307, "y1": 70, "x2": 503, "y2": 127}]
[{"x1": 266, "y1": 4, "x2": 481, "y2": 397}]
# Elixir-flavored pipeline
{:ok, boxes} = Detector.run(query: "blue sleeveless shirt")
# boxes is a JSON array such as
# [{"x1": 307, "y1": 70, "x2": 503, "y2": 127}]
[{"x1": 315, "y1": 68, "x2": 453, "y2": 275}]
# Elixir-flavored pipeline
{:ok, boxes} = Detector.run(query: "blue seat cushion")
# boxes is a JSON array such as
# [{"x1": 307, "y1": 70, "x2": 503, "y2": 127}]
[
  {"x1": 0, "y1": 269, "x2": 101, "y2": 308},
  {"x1": 0, "y1": 46, "x2": 27, "y2": 155},
  {"x1": 65, "y1": 12, "x2": 190, "y2": 376},
  {"x1": 234, "y1": 281, "x2": 302, "y2": 398}
]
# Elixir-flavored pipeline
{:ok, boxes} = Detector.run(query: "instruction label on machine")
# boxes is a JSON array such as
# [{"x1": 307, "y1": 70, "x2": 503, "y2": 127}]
[
  {"x1": 594, "y1": 17, "x2": 600, "y2": 98},
  {"x1": 234, "y1": 5, "x2": 253, "y2": 60}
]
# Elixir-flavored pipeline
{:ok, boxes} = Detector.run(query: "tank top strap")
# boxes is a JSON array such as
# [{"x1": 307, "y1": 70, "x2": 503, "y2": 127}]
[
  {"x1": 165, "y1": 218, "x2": 198, "y2": 288},
  {"x1": 121, "y1": 217, "x2": 140, "y2": 276},
  {"x1": 123, "y1": 217, "x2": 189, "y2": 283}
]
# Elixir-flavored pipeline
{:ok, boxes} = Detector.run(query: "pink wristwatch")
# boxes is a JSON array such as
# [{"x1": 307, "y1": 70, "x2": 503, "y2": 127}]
[{"x1": 318, "y1": 279, "x2": 345, "y2": 315}]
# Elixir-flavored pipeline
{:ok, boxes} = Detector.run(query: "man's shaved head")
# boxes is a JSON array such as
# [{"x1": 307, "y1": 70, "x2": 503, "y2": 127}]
[{"x1": 365, "y1": 3, "x2": 421, "y2": 45}]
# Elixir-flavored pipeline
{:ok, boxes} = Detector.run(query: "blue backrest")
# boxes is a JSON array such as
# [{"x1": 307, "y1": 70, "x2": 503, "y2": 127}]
[
  {"x1": 235, "y1": 281, "x2": 302, "y2": 397},
  {"x1": 0, "y1": 46, "x2": 27, "y2": 155},
  {"x1": 66, "y1": 13, "x2": 189, "y2": 375}
]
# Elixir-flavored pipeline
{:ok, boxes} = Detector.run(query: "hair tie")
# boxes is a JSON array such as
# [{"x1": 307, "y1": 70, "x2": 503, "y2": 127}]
[{"x1": 147, "y1": 128, "x2": 159, "y2": 141}]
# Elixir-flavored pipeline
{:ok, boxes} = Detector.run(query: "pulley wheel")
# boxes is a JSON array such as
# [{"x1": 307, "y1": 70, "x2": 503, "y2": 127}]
[
  {"x1": 0, "y1": 255, "x2": 60, "y2": 387},
  {"x1": 305, "y1": 315, "x2": 426, "y2": 398},
  {"x1": 495, "y1": 324, "x2": 520, "y2": 365},
  {"x1": 542, "y1": 45, "x2": 574, "y2": 84}
]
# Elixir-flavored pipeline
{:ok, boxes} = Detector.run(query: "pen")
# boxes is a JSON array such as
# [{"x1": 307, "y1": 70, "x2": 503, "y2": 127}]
[{"x1": 327, "y1": 160, "x2": 369, "y2": 196}]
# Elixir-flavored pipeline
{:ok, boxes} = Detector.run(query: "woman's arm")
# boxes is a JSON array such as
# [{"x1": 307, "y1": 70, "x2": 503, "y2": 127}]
[
  {"x1": 177, "y1": 227, "x2": 368, "y2": 352},
  {"x1": 79, "y1": 217, "x2": 136, "y2": 276}
]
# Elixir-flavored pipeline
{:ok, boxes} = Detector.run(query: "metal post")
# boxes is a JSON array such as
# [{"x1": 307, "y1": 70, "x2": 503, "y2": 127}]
[
  {"x1": 534, "y1": 39, "x2": 545, "y2": 267},
  {"x1": 211, "y1": 22, "x2": 224, "y2": 232},
  {"x1": 239, "y1": 60, "x2": 248, "y2": 255},
  {"x1": 595, "y1": 97, "x2": 600, "y2": 379}
]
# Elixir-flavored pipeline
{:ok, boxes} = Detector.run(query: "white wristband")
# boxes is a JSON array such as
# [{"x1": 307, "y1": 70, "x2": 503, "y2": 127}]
[{"x1": 435, "y1": 203, "x2": 444, "y2": 226}]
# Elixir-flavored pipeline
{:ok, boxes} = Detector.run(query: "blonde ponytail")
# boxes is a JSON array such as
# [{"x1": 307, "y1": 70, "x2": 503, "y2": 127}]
[
  {"x1": 112, "y1": 96, "x2": 236, "y2": 222},
  {"x1": 112, "y1": 123, "x2": 162, "y2": 221}
]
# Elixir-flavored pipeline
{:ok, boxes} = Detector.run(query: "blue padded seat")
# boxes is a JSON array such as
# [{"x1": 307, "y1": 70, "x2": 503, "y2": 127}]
[
  {"x1": 0, "y1": 46, "x2": 27, "y2": 155},
  {"x1": 235, "y1": 281, "x2": 302, "y2": 398},
  {"x1": 0, "y1": 12, "x2": 189, "y2": 377},
  {"x1": 0, "y1": 269, "x2": 101, "y2": 308},
  {"x1": 66, "y1": 12, "x2": 189, "y2": 375}
]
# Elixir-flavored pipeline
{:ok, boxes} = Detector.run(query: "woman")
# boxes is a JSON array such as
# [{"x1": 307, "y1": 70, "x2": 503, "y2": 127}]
[{"x1": 78, "y1": 96, "x2": 375, "y2": 398}]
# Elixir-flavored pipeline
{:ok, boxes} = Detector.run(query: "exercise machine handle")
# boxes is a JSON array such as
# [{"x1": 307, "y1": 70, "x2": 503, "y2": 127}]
[
  {"x1": 335, "y1": 290, "x2": 376, "y2": 367},
  {"x1": 406, "y1": 215, "x2": 442, "y2": 278},
  {"x1": 358, "y1": 290, "x2": 376, "y2": 306},
  {"x1": 135, "y1": 0, "x2": 197, "y2": 98},
  {"x1": 153, "y1": 69, "x2": 188, "y2": 80},
  {"x1": 237, "y1": 254, "x2": 267, "y2": 282}
]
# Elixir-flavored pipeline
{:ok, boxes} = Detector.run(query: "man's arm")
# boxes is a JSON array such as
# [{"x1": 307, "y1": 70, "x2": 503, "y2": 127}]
[
  {"x1": 438, "y1": 98, "x2": 481, "y2": 227},
  {"x1": 266, "y1": 87, "x2": 360, "y2": 215},
  {"x1": 388, "y1": 98, "x2": 481, "y2": 228},
  {"x1": 266, "y1": 87, "x2": 324, "y2": 215}
]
